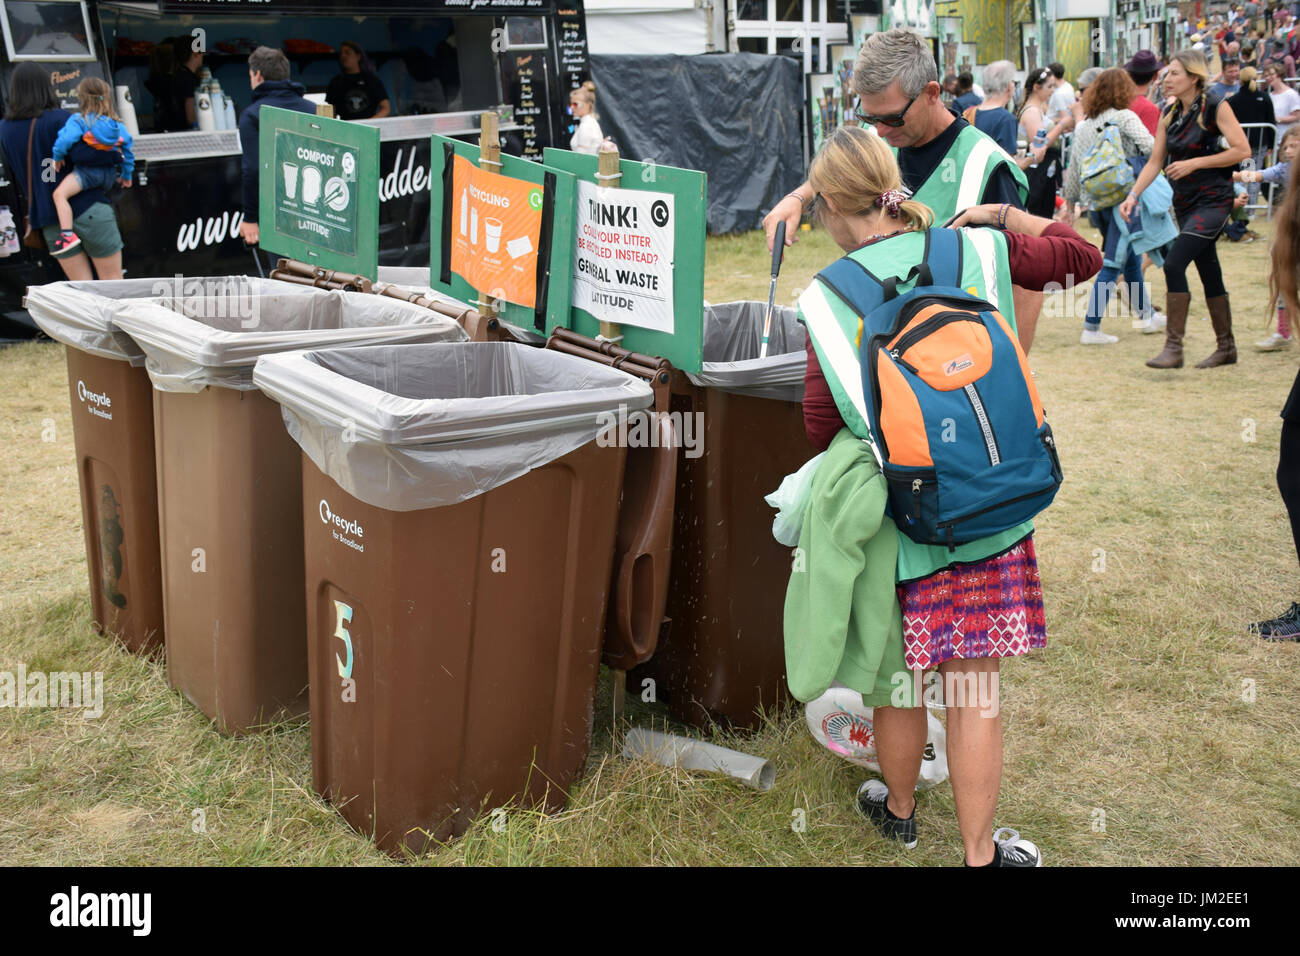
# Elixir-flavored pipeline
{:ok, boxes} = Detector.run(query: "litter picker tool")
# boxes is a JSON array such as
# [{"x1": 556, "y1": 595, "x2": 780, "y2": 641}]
[{"x1": 759, "y1": 221, "x2": 785, "y2": 359}]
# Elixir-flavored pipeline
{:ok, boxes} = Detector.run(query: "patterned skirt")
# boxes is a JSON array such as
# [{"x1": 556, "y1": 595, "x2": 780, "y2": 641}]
[{"x1": 897, "y1": 536, "x2": 1047, "y2": 670}]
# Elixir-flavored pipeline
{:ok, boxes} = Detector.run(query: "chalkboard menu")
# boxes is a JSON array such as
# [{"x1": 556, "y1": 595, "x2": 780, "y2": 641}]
[
  {"x1": 501, "y1": 51, "x2": 551, "y2": 160},
  {"x1": 557, "y1": 3, "x2": 590, "y2": 95},
  {"x1": 45, "y1": 63, "x2": 107, "y2": 112}
]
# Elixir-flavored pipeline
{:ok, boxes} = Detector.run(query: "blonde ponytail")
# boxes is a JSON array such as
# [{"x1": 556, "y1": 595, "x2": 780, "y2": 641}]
[
  {"x1": 896, "y1": 198, "x2": 935, "y2": 232},
  {"x1": 808, "y1": 126, "x2": 933, "y2": 232}
]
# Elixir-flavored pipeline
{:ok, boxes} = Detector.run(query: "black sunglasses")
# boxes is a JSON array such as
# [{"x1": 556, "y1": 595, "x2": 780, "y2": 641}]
[{"x1": 856, "y1": 89, "x2": 922, "y2": 128}]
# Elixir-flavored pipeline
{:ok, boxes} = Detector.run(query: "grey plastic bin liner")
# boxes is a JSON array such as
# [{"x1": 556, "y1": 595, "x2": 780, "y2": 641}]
[
  {"x1": 252, "y1": 341, "x2": 655, "y2": 512},
  {"x1": 375, "y1": 266, "x2": 548, "y2": 346},
  {"x1": 684, "y1": 301, "x2": 807, "y2": 402},
  {"x1": 24, "y1": 277, "x2": 321, "y2": 366},
  {"x1": 111, "y1": 288, "x2": 468, "y2": 393}
]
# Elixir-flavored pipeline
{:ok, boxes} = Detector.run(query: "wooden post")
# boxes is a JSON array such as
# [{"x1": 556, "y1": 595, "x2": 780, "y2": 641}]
[
  {"x1": 315, "y1": 103, "x2": 334, "y2": 119},
  {"x1": 596, "y1": 140, "x2": 622, "y2": 341},
  {"x1": 477, "y1": 112, "x2": 502, "y2": 322},
  {"x1": 598, "y1": 137, "x2": 626, "y2": 715}
]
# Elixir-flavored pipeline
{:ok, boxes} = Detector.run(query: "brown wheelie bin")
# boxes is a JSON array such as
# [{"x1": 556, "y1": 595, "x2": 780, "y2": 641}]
[
  {"x1": 628, "y1": 302, "x2": 814, "y2": 730},
  {"x1": 544, "y1": 328, "x2": 678, "y2": 675},
  {"x1": 253, "y1": 341, "x2": 653, "y2": 854},
  {"x1": 111, "y1": 289, "x2": 465, "y2": 733},
  {"x1": 24, "y1": 278, "x2": 319, "y2": 655}
]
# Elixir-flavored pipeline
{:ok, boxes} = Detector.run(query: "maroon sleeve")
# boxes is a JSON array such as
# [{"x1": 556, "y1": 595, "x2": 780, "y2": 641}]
[
  {"x1": 1003, "y1": 221, "x2": 1103, "y2": 290},
  {"x1": 803, "y1": 336, "x2": 845, "y2": 452}
]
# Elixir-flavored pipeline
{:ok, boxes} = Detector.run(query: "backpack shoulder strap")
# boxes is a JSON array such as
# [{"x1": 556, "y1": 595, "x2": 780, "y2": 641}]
[
  {"x1": 816, "y1": 252, "x2": 887, "y2": 316},
  {"x1": 931, "y1": 226, "x2": 963, "y2": 284}
]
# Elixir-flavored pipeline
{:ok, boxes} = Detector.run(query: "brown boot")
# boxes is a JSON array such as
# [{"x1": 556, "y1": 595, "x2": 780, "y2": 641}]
[
  {"x1": 1196, "y1": 294, "x2": 1238, "y2": 368},
  {"x1": 1147, "y1": 292, "x2": 1189, "y2": 368}
]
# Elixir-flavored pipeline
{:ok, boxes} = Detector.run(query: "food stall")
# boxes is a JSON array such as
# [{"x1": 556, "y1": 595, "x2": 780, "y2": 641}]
[{"x1": 0, "y1": 0, "x2": 590, "y2": 317}]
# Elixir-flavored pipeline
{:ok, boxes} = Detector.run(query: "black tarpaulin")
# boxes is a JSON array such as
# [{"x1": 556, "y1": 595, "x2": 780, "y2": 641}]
[{"x1": 588, "y1": 53, "x2": 803, "y2": 235}]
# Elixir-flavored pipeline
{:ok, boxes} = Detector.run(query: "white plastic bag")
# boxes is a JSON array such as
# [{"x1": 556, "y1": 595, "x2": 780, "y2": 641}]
[
  {"x1": 804, "y1": 683, "x2": 949, "y2": 789},
  {"x1": 254, "y1": 341, "x2": 655, "y2": 511},
  {"x1": 764, "y1": 452, "x2": 825, "y2": 547},
  {"x1": 682, "y1": 301, "x2": 808, "y2": 402}
]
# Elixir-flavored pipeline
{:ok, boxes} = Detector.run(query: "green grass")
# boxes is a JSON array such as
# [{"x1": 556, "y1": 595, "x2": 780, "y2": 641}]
[{"x1": 2, "y1": 218, "x2": 1299, "y2": 866}]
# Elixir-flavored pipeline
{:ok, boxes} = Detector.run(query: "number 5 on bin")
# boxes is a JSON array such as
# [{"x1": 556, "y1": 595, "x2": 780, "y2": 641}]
[{"x1": 333, "y1": 600, "x2": 354, "y2": 679}]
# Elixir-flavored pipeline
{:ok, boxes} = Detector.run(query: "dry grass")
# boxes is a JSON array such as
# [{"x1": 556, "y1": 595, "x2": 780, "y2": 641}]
[{"x1": 2, "y1": 216, "x2": 1299, "y2": 866}]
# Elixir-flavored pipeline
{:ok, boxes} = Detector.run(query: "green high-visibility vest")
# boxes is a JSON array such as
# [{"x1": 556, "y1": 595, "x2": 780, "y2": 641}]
[
  {"x1": 797, "y1": 228, "x2": 1015, "y2": 441},
  {"x1": 906, "y1": 124, "x2": 1029, "y2": 220},
  {"x1": 796, "y1": 226, "x2": 1030, "y2": 581}
]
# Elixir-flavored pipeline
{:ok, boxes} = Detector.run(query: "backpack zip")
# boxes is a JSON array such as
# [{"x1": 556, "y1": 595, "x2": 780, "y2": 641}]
[
  {"x1": 890, "y1": 309, "x2": 982, "y2": 357},
  {"x1": 934, "y1": 479, "x2": 1060, "y2": 531},
  {"x1": 963, "y1": 382, "x2": 1001, "y2": 466}
]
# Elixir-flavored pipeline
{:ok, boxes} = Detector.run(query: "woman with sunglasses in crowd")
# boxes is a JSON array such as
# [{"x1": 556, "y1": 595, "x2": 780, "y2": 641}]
[{"x1": 1016, "y1": 66, "x2": 1072, "y2": 217}]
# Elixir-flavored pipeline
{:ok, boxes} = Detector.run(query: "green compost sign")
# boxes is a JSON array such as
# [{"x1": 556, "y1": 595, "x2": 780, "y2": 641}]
[
  {"x1": 542, "y1": 148, "x2": 706, "y2": 375},
  {"x1": 258, "y1": 107, "x2": 380, "y2": 278}
]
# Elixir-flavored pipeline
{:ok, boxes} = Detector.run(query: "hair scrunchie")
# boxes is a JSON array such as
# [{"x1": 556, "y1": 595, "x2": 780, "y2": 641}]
[{"x1": 876, "y1": 188, "x2": 907, "y2": 218}]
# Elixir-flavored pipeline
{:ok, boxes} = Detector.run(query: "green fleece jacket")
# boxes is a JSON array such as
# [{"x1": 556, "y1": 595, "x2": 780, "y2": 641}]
[{"x1": 783, "y1": 428, "x2": 912, "y2": 707}]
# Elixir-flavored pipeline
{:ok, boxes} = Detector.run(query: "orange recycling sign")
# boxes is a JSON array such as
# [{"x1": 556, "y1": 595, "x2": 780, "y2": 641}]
[{"x1": 449, "y1": 155, "x2": 544, "y2": 309}]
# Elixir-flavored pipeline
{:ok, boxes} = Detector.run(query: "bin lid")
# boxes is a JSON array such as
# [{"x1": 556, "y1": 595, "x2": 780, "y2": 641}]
[
  {"x1": 110, "y1": 288, "x2": 467, "y2": 392},
  {"x1": 254, "y1": 341, "x2": 655, "y2": 511},
  {"x1": 25, "y1": 277, "x2": 322, "y2": 366}
]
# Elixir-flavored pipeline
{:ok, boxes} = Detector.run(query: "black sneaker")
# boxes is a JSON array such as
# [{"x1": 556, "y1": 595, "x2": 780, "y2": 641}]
[
  {"x1": 855, "y1": 779, "x2": 917, "y2": 849},
  {"x1": 1249, "y1": 602, "x2": 1300, "y2": 641},
  {"x1": 992, "y1": 827, "x2": 1042, "y2": 867}
]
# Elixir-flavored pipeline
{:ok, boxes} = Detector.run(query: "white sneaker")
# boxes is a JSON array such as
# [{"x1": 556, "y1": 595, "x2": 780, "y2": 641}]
[
  {"x1": 1133, "y1": 311, "x2": 1166, "y2": 333},
  {"x1": 992, "y1": 827, "x2": 1043, "y2": 867},
  {"x1": 1080, "y1": 329, "x2": 1119, "y2": 344},
  {"x1": 1256, "y1": 332, "x2": 1295, "y2": 351}
]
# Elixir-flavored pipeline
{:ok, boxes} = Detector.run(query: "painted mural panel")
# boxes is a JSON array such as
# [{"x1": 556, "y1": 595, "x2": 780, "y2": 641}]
[
  {"x1": 1056, "y1": 19, "x2": 1094, "y2": 81},
  {"x1": 955, "y1": 0, "x2": 1012, "y2": 66}
]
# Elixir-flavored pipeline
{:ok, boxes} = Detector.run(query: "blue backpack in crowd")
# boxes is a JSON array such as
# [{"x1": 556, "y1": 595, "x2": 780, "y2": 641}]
[{"x1": 817, "y1": 227, "x2": 1063, "y2": 550}]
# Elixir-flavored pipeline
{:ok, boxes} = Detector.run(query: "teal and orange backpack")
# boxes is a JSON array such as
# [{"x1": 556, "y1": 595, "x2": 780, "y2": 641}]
[{"x1": 815, "y1": 227, "x2": 1063, "y2": 550}]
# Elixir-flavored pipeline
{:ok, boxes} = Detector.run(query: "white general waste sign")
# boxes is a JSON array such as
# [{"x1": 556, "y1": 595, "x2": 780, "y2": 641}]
[{"x1": 572, "y1": 180, "x2": 675, "y2": 334}]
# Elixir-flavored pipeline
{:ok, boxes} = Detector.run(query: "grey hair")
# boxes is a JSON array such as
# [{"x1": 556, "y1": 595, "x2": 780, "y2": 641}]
[
  {"x1": 1077, "y1": 67, "x2": 1104, "y2": 91},
  {"x1": 248, "y1": 46, "x2": 290, "y2": 82},
  {"x1": 981, "y1": 60, "x2": 1017, "y2": 96},
  {"x1": 852, "y1": 29, "x2": 938, "y2": 99}
]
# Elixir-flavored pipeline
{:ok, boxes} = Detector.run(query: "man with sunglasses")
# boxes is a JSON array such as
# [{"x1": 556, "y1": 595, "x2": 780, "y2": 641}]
[{"x1": 764, "y1": 29, "x2": 1043, "y2": 350}]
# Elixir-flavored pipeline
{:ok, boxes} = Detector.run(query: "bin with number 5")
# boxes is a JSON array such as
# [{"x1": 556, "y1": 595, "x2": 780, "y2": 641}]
[{"x1": 253, "y1": 341, "x2": 652, "y2": 854}]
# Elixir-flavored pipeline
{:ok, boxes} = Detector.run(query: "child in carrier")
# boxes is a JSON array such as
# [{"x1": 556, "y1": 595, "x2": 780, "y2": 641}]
[{"x1": 50, "y1": 77, "x2": 134, "y2": 255}]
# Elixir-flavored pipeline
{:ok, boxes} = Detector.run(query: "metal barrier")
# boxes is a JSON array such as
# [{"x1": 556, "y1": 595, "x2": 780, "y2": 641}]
[{"x1": 1237, "y1": 123, "x2": 1280, "y2": 220}]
